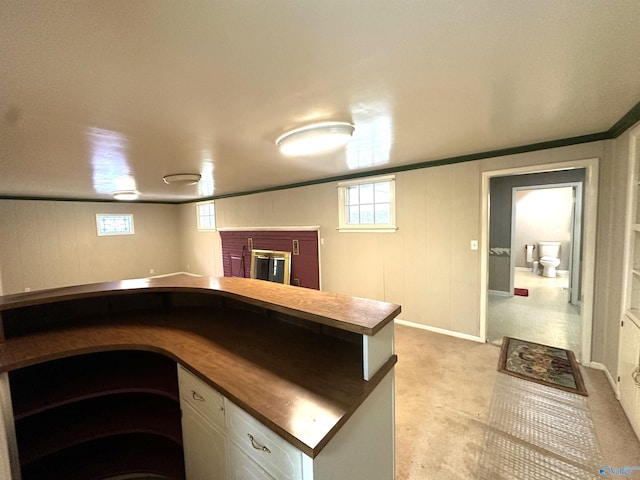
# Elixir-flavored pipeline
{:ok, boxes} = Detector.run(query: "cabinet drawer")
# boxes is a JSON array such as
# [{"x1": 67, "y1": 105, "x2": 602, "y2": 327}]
[
  {"x1": 178, "y1": 365, "x2": 225, "y2": 431},
  {"x1": 228, "y1": 442, "x2": 275, "y2": 480},
  {"x1": 226, "y1": 400, "x2": 302, "y2": 480}
]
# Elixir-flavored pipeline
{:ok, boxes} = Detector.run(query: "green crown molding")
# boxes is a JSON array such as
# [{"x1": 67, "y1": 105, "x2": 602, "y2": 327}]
[
  {"x1": 0, "y1": 195, "x2": 177, "y2": 205},
  {"x1": 608, "y1": 100, "x2": 640, "y2": 138}
]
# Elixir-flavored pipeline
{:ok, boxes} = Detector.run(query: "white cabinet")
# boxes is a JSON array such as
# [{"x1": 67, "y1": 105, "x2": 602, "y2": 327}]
[
  {"x1": 182, "y1": 401, "x2": 228, "y2": 479},
  {"x1": 620, "y1": 318, "x2": 640, "y2": 438},
  {"x1": 178, "y1": 365, "x2": 227, "y2": 480}
]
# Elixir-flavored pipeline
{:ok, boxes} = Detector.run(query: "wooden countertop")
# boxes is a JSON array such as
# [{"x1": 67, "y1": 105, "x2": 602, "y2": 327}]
[
  {"x1": 0, "y1": 274, "x2": 400, "y2": 336},
  {"x1": 0, "y1": 275, "x2": 400, "y2": 458}
]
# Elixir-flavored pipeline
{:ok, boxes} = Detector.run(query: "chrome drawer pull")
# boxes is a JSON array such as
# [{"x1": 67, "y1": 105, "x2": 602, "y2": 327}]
[
  {"x1": 247, "y1": 434, "x2": 271, "y2": 453},
  {"x1": 191, "y1": 390, "x2": 205, "y2": 401}
]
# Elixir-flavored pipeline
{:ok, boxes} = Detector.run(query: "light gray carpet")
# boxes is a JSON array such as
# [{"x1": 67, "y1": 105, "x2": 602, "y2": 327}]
[
  {"x1": 477, "y1": 375, "x2": 602, "y2": 479},
  {"x1": 394, "y1": 324, "x2": 640, "y2": 480}
]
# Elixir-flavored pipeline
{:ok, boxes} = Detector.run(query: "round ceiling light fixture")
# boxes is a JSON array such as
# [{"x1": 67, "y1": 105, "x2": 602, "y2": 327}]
[
  {"x1": 112, "y1": 190, "x2": 139, "y2": 201},
  {"x1": 162, "y1": 173, "x2": 202, "y2": 185},
  {"x1": 276, "y1": 122, "x2": 355, "y2": 156}
]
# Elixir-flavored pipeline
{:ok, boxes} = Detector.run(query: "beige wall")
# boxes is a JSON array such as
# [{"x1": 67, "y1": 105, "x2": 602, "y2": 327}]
[
  {"x1": 178, "y1": 202, "x2": 224, "y2": 277},
  {"x1": 0, "y1": 200, "x2": 181, "y2": 295}
]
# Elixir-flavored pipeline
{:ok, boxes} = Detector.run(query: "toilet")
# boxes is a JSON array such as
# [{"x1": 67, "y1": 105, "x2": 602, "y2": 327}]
[{"x1": 538, "y1": 241, "x2": 561, "y2": 277}]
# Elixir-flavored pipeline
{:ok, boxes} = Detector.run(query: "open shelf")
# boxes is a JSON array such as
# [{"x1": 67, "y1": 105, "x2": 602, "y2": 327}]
[
  {"x1": 1, "y1": 304, "x2": 389, "y2": 457},
  {"x1": 16, "y1": 393, "x2": 182, "y2": 465},
  {"x1": 9, "y1": 350, "x2": 183, "y2": 479},
  {"x1": 9, "y1": 350, "x2": 178, "y2": 420},
  {"x1": 20, "y1": 434, "x2": 185, "y2": 480}
]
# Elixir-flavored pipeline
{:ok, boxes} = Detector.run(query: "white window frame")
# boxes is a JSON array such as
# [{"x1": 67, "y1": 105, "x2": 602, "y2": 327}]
[
  {"x1": 196, "y1": 201, "x2": 216, "y2": 231},
  {"x1": 96, "y1": 214, "x2": 135, "y2": 236},
  {"x1": 337, "y1": 175, "x2": 397, "y2": 232}
]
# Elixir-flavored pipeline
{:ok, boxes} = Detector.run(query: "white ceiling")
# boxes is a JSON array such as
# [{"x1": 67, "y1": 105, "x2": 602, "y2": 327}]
[{"x1": 1, "y1": 1, "x2": 640, "y2": 202}]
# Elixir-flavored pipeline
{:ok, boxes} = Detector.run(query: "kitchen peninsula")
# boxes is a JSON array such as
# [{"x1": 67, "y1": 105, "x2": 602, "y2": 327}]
[{"x1": 0, "y1": 274, "x2": 400, "y2": 480}]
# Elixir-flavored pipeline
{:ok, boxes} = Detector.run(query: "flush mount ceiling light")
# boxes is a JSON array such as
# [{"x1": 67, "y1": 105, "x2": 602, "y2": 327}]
[
  {"x1": 276, "y1": 122, "x2": 355, "y2": 156},
  {"x1": 162, "y1": 173, "x2": 202, "y2": 185},
  {"x1": 112, "y1": 190, "x2": 139, "y2": 201}
]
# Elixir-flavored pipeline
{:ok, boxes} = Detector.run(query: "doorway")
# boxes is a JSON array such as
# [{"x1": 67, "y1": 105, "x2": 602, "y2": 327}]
[
  {"x1": 479, "y1": 159, "x2": 599, "y2": 365},
  {"x1": 487, "y1": 183, "x2": 583, "y2": 356},
  {"x1": 510, "y1": 183, "x2": 582, "y2": 307}
]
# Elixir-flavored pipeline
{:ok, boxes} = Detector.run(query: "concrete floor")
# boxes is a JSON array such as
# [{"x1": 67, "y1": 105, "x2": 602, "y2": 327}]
[{"x1": 394, "y1": 324, "x2": 640, "y2": 480}]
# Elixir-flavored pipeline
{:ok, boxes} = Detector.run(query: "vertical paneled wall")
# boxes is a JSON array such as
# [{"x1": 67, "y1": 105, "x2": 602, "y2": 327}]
[
  {"x1": 210, "y1": 164, "x2": 482, "y2": 337},
  {"x1": 177, "y1": 203, "x2": 224, "y2": 278},
  {"x1": 0, "y1": 200, "x2": 181, "y2": 295}
]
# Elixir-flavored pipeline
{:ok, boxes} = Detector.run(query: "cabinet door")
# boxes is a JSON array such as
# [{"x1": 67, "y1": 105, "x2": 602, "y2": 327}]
[
  {"x1": 182, "y1": 401, "x2": 227, "y2": 480},
  {"x1": 619, "y1": 318, "x2": 640, "y2": 438},
  {"x1": 228, "y1": 442, "x2": 275, "y2": 480}
]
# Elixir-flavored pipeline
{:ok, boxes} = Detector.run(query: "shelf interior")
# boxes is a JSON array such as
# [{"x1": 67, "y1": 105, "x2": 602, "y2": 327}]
[
  {"x1": 20, "y1": 434, "x2": 185, "y2": 480},
  {"x1": 10, "y1": 350, "x2": 179, "y2": 420},
  {"x1": 9, "y1": 350, "x2": 183, "y2": 479}
]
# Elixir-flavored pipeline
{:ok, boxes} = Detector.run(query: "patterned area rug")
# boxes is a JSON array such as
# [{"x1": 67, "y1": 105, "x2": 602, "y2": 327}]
[{"x1": 498, "y1": 337, "x2": 587, "y2": 396}]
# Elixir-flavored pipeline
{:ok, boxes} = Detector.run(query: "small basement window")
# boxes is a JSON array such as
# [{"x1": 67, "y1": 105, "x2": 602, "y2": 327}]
[
  {"x1": 96, "y1": 214, "x2": 134, "y2": 236},
  {"x1": 197, "y1": 201, "x2": 216, "y2": 231},
  {"x1": 337, "y1": 175, "x2": 397, "y2": 232}
]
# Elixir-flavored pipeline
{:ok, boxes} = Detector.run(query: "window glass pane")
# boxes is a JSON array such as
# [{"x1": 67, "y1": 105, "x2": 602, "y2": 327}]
[
  {"x1": 197, "y1": 202, "x2": 216, "y2": 230},
  {"x1": 347, "y1": 186, "x2": 359, "y2": 205},
  {"x1": 374, "y1": 182, "x2": 390, "y2": 203},
  {"x1": 360, "y1": 203, "x2": 374, "y2": 224},
  {"x1": 200, "y1": 216, "x2": 212, "y2": 229},
  {"x1": 375, "y1": 203, "x2": 390, "y2": 224},
  {"x1": 348, "y1": 205, "x2": 360, "y2": 224},
  {"x1": 96, "y1": 214, "x2": 134, "y2": 236},
  {"x1": 360, "y1": 183, "x2": 374, "y2": 204},
  {"x1": 338, "y1": 176, "x2": 396, "y2": 231}
]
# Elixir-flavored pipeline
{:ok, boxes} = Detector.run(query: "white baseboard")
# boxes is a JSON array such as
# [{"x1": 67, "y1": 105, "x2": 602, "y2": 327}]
[
  {"x1": 394, "y1": 318, "x2": 484, "y2": 343},
  {"x1": 149, "y1": 271, "x2": 203, "y2": 278},
  {"x1": 589, "y1": 361, "x2": 619, "y2": 398},
  {"x1": 514, "y1": 267, "x2": 570, "y2": 275},
  {"x1": 488, "y1": 289, "x2": 511, "y2": 297}
]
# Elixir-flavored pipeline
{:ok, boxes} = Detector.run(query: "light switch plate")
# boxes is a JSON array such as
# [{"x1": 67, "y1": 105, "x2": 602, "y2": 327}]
[{"x1": 470, "y1": 240, "x2": 478, "y2": 250}]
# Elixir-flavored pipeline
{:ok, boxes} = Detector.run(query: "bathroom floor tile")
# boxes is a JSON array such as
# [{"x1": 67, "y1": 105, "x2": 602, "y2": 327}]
[{"x1": 487, "y1": 270, "x2": 582, "y2": 358}]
